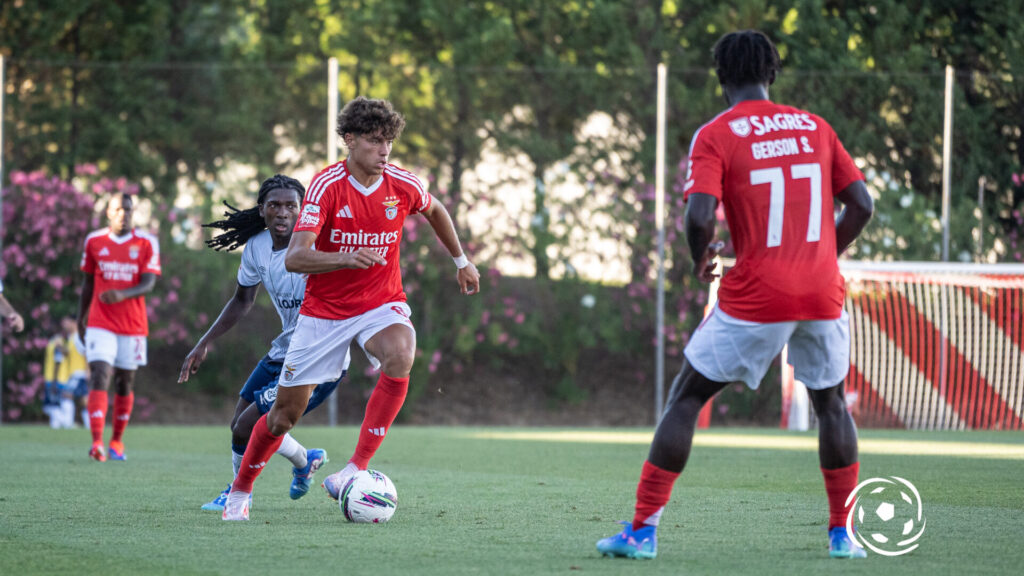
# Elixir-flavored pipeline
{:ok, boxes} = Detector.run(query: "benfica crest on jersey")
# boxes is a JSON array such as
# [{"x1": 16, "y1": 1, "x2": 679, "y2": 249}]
[
  {"x1": 728, "y1": 117, "x2": 752, "y2": 137},
  {"x1": 382, "y1": 196, "x2": 400, "y2": 220},
  {"x1": 129, "y1": 245, "x2": 140, "y2": 260}
]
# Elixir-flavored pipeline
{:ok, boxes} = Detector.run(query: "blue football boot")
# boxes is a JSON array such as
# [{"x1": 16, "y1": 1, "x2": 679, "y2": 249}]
[
  {"x1": 201, "y1": 484, "x2": 231, "y2": 512},
  {"x1": 596, "y1": 521, "x2": 658, "y2": 559},
  {"x1": 829, "y1": 526, "x2": 868, "y2": 559},
  {"x1": 290, "y1": 448, "x2": 328, "y2": 500}
]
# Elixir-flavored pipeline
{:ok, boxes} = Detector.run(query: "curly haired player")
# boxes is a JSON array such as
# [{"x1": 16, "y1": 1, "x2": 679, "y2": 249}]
[{"x1": 222, "y1": 97, "x2": 480, "y2": 521}]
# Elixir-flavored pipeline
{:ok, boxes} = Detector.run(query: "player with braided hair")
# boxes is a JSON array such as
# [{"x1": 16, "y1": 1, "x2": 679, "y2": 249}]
[
  {"x1": 596, "y1": 30, "x2": 874, "y2": 560},
  {"x1": 179, "y1": 174, "x2": 343, "y2": 511}
]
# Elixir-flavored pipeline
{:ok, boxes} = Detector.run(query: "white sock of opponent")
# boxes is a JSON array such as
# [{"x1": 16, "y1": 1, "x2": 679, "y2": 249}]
[
  {"x1": 232, "y1": 449, "x2": 244, "y2": 478},
  {"x1": 275, "y1": 433, "x2": 307, "y2": 468}
]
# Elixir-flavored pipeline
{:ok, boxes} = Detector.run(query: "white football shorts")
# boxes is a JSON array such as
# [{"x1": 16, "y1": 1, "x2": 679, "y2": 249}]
[
  {"x1": 84, "y1": 327, "x2": 148, "y2": 370},
  {"x1": 278, "y1": 302, "x2": 415, "y2": 387},
  {"x1": 683, "y1": 304, "x2": 850, "y2": 390}
]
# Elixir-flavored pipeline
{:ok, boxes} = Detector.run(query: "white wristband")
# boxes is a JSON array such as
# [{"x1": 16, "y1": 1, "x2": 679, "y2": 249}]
[{"x1": 453, "y1": 254, "x2": 469, "y2": 269}]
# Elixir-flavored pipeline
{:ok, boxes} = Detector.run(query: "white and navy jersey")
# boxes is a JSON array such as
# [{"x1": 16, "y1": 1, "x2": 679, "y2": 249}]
[{"x1": 237, "y1": 230, "x2": 306, "y2": 361}]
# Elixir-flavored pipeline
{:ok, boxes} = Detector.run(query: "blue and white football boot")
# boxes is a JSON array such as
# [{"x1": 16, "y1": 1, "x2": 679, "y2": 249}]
[
  {"x1": 829, "y1": 526, "x2": 867, "y2": 558},
  {"x1": 596, "y1": 521, "x2": 658, "y2": 559},
  {"x1": 290, "y1": 448, "x2": 327, "y2": 500},
  {"x1": 201, "y1": 484, "x2": 231, "y2": 512}
]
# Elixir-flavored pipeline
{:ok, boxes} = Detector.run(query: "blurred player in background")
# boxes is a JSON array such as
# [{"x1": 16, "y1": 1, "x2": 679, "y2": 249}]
[
  {"x1": 0, "y1": 279, "x2": 25, "y2": 333},
  {"x1": 222, "y1": 96, "x2": 480, "y2": 520},
  {"x1": 43, "y1": 316, "x2": 90, "y2": 429},
  {"x1": 77, "y1": 193, "x2": 160, "y2": 462},
  {"x1": 596, "y1": 30, "x2": 874, "y2": 559},
  {"x1": 179, "y1": 174, "x2": 340, "y2": 511}
]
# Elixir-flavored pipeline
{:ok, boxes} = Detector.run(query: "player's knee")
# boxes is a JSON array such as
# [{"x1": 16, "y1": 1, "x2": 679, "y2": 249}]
[
  {"x1": 381, "y1": 351, "x2": 414, "y2": 377},
  {"x1": 810, "y1": 387, "x2": 846, "y2": 419},
  {"x1": 265, "y1": 406, "x2": 301, "y2": 436}
]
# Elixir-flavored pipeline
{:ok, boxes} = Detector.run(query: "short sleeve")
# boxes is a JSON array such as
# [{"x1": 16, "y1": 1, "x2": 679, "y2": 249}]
[
  {"x1": 405, "y1": 174, "x2": 431, "y2": 215},
  {"x1": 683, "y1": 126, "x2": 726, "y2": 202},
  {"x1": 80, "y1": 237, "x2": 96, "y2": 274},
  {"x1": 295, "y1": 170, "x2": 337, "y2": 235},
  {"x1": 237, "y1": 240, "x2": 261, "y2": 287},
  {"x1": 141, "y1": 233, "x2": 162, "y2": 275},
  {"x1": 829, "y1": 127, "x2": 864, "y2": 195}
]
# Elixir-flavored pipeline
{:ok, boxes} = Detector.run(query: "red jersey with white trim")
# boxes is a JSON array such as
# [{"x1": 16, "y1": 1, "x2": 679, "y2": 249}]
[
  {"x1": 683, "y1": 99, "x2": 864, "y2": 323},
  {"x1": 80, "y1": 228, "x2": 161, "y2": 335},
  {"x1": 295, "y1": 160, "x2": 431, "y2": 319}
]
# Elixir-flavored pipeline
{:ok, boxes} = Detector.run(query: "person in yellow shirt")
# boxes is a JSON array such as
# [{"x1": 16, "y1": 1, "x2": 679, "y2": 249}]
[{"x1": 43, "y1": 316, "x2": 90, "y2": 429}]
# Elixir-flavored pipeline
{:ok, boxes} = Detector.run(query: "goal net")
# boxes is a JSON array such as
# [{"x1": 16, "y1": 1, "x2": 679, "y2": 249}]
[
  {"x1": 838, "y1": 262, "x2": 1024, "y2": 430},
  {"x1": 707, "y1": 260, "x2": 1024, "y2": 430}
]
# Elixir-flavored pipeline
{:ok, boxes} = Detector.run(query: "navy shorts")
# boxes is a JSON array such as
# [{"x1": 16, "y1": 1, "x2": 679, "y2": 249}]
[{"x1": 239, "y1": 356, "x2": 344, "y2": 415}]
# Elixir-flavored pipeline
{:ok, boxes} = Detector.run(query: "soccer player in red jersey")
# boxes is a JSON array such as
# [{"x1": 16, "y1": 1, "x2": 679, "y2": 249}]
[
  {"x1": 77, "y1": 193, "x2": 160, "y2": 462},
  {"x1": 222, "y1": 97, "x2": 480, "y2": 520},
  {"x1": 597, "y1": 30, "x2": 874, "y2": 559}
]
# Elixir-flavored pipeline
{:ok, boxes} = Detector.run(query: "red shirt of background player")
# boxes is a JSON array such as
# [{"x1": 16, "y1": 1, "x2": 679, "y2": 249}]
[{"x1": 684, "y1": 100, "x2": 864, "y2": 323}]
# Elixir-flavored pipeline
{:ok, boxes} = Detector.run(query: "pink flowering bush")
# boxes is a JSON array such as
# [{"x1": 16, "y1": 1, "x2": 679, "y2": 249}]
[
  {"x1": 0, "y1": 168, "x2": 187, "y2": 421},
  {"x1": 1, "y1": 170, "x2": 96, "y2": 420}
]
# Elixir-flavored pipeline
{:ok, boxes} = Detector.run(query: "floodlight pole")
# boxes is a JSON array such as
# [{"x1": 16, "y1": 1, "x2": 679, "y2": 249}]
[
  {"x1": 326, "y1": 57, "x2": 339, "y2": 427},
  {"x1": 654, "y1": 63, "x2": 667, "y2": 424}
]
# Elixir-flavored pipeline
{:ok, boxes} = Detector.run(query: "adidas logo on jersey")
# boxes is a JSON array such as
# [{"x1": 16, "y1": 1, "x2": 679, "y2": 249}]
[
  {"x1": 336, "y1": 205, "x2": 353, "y2": 218},
  {"x1": 98, "y1": 247, "x2": 111, "y2": 256},
  {"x1": 367, "y1": 426, "x2": 386, "y2": 437}
]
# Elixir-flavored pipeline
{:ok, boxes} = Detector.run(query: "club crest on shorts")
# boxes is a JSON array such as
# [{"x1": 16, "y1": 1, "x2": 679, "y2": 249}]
[
  {"x1": 283, "y1": 364, "x2": 295, "y2": 382},
  {"x1": 382, "y1": 196, "x2": 400, "y2": 220},
  {"x1": 729, "y1": 117, "x2": 752, "y2": 137}
]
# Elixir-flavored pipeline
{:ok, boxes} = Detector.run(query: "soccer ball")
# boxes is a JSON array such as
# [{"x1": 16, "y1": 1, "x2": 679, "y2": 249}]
[{"x1": 340, "y1": 469, "x2": 398, "y2": 523}]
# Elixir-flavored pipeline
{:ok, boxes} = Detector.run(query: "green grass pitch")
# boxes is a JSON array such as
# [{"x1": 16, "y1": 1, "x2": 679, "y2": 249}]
[{"x1": 1, "y1": 425, "x2": 1021, "y2": 575}]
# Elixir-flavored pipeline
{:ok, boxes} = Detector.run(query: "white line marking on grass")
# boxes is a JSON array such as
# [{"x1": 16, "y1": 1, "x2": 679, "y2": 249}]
[{"x1": 469, "y1": 431, "x2": 1024, "y2": 460}]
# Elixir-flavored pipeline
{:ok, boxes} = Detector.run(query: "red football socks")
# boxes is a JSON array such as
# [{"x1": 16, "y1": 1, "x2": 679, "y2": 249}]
[
  {"x1": 350, "y1": 373, "x2": 409, "y2": 469},
  {"x1": 110, "y1": 392, "x2": 134, "y2": 444},
  {"x1": 231, "y1": 415, "x2": 284, "y2": 493},
  {"x1": 822, "y1": 461, "x2": 860, "y2": 529},
  {"x1": 87, "y1": 390, "x2": 108, "y2": 445},
  {"x1": 633, "y1": 460, "x2": 680, "y2": 530}
]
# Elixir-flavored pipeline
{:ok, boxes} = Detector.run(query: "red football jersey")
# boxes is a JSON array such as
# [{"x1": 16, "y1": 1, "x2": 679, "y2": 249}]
[
  {"x1": 683, "y1": 100, "x2": 864, "y2": 323},
  {"x1": 80, "y1": 228, "x2": 161, "y2": 335},
  {"x1": 295, "y1": 160, "x2": 431, "y2": 319}
]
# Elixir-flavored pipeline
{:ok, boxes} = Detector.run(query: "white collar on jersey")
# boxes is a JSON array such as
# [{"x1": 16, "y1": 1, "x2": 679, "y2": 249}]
[
  {"x1": 107, "y1": 229, "x2": 135, "y2": 244},
  {"x1": 347, "y1": 173, "x2": 384, "y2": 196}
]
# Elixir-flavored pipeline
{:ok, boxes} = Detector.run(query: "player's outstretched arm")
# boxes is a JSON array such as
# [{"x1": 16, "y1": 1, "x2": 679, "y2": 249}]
[
  {"x1": 685, "y1": 192, "x2": 721, "y2": 283},
  {"x1": 284, "y1": 230, "x2": 385, "y2": 274},
  {"x1": 420, "y1": 196, "x2": 480, "y2": 295},
  {"x1": 178, "y1": 283, "x2": 260, "y2": 383},
  {"x1": 98, "y1": 272, "x2": 157, "y2": 304},
  {"x1": 835, "y1": 180, "x2": 873, "y2": 257}
]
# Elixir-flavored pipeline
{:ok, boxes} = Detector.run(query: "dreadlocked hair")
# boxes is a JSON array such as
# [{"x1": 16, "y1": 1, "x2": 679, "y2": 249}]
[
  {"x1": 203, "y1": 174, "x2": 306, "y2": 252},
  {"x1": 337, "y1": 96, "x2": 406, "y2": 141},
  {"x1": 713, "y1": 30, "x2": 781, "y2": 88}
]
